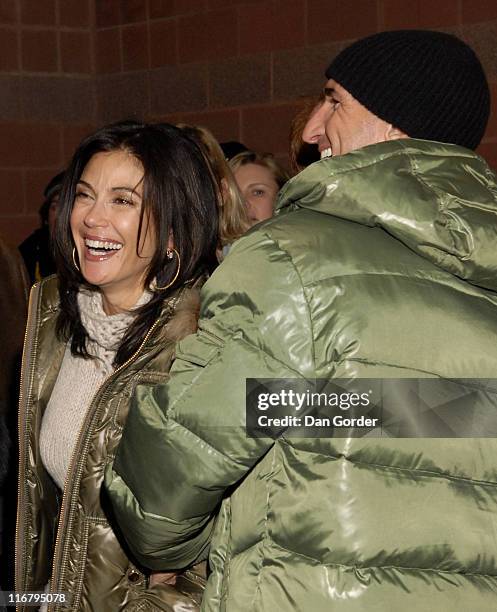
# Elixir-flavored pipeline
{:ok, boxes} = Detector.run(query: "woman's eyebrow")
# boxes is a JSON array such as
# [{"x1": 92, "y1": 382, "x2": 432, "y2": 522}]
[
  {"x1": 111, "y1": 186, "x2": 141, "y2": 194},
  {"x1": 77, "y1": 179, "x2": 93, "y2": 190}
]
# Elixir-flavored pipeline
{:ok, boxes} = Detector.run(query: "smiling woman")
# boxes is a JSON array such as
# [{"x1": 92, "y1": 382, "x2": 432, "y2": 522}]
[
  {"x1": 15, "y1": 120, "x2": 219, "y2": 612},
  {"x1": 70, "y1": 150, "x2": 155, "y2": 314}
]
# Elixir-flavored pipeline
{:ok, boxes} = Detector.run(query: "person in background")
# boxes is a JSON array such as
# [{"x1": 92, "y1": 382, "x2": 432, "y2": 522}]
[
  {"x1": 106, "y1": 31, "x2": 497, "y2": 611},
  {"x1": 0, "y1": 239, "x2": 29, "y2": 591},
  {"x1": 19, "y1": 171, "x2": 65, "y2": 284},
  {"x1": 178, "y1": 125, "x2": 250, "y2": 259},
  {"x1": 219, "y1": 140, "x2": 248, "y2": 162},
  {"x1": 289, "y1": 98, "x2": 322, "y2": 173},
  {"x1": 230, "y1": 151, "x2": 290, "y2": 226},
  {"x1": 15, "y1": 120, "x2": 219, "y2": 611}
]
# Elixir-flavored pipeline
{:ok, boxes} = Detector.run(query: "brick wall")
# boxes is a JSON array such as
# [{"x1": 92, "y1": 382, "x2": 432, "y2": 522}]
[
  {"x1": 0, "y1": 0, "x2": 96, "y2": 245},
  {"x1": 2, "y1": 0, "x2": 497, "y2": 245}
]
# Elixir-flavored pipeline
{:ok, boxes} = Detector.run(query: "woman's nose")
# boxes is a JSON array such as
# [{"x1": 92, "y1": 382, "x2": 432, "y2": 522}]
[{"x1": 84, "y1": 200, "x2": 108, "y2": 228}]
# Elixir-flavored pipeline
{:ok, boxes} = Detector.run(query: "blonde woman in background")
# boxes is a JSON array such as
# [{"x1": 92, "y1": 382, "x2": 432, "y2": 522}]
[
  {"x1": 230, "y1": 151, "x2": 290, "y2": 226},
  {"x1": 177, "y1": 124, "x2": 250, "y2": 258}
]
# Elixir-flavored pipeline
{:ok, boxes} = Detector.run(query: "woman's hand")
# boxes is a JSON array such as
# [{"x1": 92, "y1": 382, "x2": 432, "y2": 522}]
[{"x1": 149, "y1": 571, "x2": 179, "y2": 587}]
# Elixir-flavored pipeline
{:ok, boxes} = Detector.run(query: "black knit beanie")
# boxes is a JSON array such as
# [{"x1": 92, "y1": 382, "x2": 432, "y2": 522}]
[{"x1": 325, "y1": 30, "x2": 490, "y2": 150}]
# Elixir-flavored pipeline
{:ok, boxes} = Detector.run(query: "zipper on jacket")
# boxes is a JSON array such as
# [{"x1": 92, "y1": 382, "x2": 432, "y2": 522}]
[
  {"x1": 47, "y1": 294, "x2": 181, "y2": 611},
  {"x1": 15, "y1": 284, "x2": 41, "y2": 612}
]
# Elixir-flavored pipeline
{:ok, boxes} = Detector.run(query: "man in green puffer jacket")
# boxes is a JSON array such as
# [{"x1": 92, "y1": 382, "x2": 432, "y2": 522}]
[{"x1": 106, "y1": 31, "x2": 497, "y2": 611}]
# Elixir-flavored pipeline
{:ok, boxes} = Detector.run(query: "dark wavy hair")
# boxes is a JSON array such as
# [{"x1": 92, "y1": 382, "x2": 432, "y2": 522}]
[{"x1": 53, "y1": 120, "x2": 219, "y2": 366}]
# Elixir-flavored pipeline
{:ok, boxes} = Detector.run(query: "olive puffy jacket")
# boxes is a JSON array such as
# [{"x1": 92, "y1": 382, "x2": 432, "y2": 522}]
[
  {"x1": 15, "y1": 276, "x2": 207, "y2": 612},
  {"x1": 106, "y1": 140, "x2": 497, "y2": 611}
]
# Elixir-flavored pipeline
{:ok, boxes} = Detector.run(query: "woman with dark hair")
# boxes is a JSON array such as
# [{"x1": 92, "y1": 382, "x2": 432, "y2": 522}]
[{"x1": 15, "y1": 120, "x2": 219, "y2": 611}]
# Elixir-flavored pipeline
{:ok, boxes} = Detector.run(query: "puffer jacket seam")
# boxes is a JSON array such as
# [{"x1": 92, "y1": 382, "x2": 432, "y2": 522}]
[
  {"x1": 262, "y1": 228, "x2": 317, "y2": 371},
  {"x1": 70, "y1": 519, "x2": 90, "y2": 611},
  {"x1": 304, "y1": 270, "x2": 494, "y2": 295},
  {"x1": 403, "y1": 148, "x2": 466, "y2": 260},
  {"x1": 310, "y1": 143, "x2": 475, "y2": 180},
  {"x1": 279, "y1": 441, "x2": 497, "y2": 487},
  {"x1": 251, "y1": 446, "x2": 278, "y2": 609},
  {"x1": 342, "y1": 356, "x2": 451, "y2": 377},
  {"x1": 260, "y1": 539, "x2": 497, "y2": 577}
]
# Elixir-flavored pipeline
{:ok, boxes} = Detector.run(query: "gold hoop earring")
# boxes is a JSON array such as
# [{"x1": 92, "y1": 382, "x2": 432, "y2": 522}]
[
  {"x1": 72, "y1": 247, "x2": 80, "y2": 272},
  {"x1": 154, "y1": 248, "x2": 180, "y2": 292}
]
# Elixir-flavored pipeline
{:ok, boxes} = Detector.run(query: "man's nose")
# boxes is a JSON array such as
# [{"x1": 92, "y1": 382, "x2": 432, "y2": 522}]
[{"x1": 302, "y1": 101, "x2": 331, "y2": 144}]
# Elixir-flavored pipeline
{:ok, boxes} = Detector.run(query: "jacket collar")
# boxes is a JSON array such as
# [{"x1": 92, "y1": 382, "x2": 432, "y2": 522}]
[{"x1": 277, "y1": 139, "x2": 497, "y2": 292}]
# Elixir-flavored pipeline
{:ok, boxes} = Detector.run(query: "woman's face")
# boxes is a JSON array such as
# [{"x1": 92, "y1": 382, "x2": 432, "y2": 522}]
[
  {"x1": 70, "y1": 150, "x2": 156, "y2": 314},
  {"x1": 234, "y1": 163, "x2": 278, "y2": 226}
]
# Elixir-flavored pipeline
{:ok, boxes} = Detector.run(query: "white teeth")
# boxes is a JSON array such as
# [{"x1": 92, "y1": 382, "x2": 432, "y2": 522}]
[
  {"x1": 320, "y1": 147, "x2": 332, "y2": 159},
  {"x1": 85, "y1": 239, "x2": 122, "y2": 250}
]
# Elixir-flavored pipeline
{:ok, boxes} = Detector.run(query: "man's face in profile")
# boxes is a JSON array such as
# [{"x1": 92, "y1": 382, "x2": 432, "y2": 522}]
[{"x1": 302, "y1": 79, "x2": 401, "y2": 158}]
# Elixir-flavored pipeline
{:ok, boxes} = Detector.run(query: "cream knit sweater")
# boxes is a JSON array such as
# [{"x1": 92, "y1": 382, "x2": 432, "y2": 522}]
[{"x1": 39, "y1": 288, "x2": 149, "y2": 490}]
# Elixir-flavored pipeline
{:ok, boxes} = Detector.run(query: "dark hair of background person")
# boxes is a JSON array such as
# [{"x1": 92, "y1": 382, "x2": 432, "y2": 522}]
[
  {"x1": 19, "y1": 171, "x2": 65, "y2": 283},
  {"x1": 53, "y1": 120, "x2": 219, "y2": 367},
  {"x1": 178, "y1": 125, "x2": 251, "y2": 247},
  {"x1": 289, "y1": 97, "x2": 322, "y2": 174},
  {"x1": 0, "y1": 239, "x2": 29, "y2": 591},
  {"x1": 219, "y1": 141, "x2": 249, "y2": 162}
]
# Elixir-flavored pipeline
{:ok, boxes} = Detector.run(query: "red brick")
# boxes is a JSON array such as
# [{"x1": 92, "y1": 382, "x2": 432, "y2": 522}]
[
  {"x1": 0, "y1": 0, "x2": 18, "y2": 24},
  {"x1": 0, "y1": 28, "x2": 19, "y2": 71},
  {"x1": 21, "y1": 0, "x2": 56, "y2": 25},
  {"x1": 206, "y1": 9, "x2": 237, "y2": 60},
  {"x1": 0, "y1": 170, "x2": 24, "y2": 216},
  {"x1": 62, "y1": 123, "x2": 95, "y2": 162},
  {"x1": 122, "y1": 0, "x2": 147, "y2": 23},
  {"x1": 95, "y1": 0, "x2": 121, "y2": 28},
  {"x1": 242, "y1": 102, "x2": 303, "y2": 156},
  {"x1": 463, "y1": 21, "x2": 497, "y2": 79},
  {"x1": 210, "y1": 54, "x2": 270, "y2": 108},
  {"x1": 150, "y1": 19, "x2": 177, "y2": 68},
  {"x1": 25, "y1": 168, "x2": 61, "y2": 215},
  {"x1": 96, "y1": 28, "x2": 122, "y2": 73},
  {"x1": 149, "y1": 63, "x2": 207, "y2": 114},
  {"x1": 122, "y1": 23, "x2": 149, "y2": 71},
  {"x1": 149, "y1": 0, "x2": 175, "y2": 19},
  {"x1": 383, "y1": 0, "x2": 459, "y2": 29},
  {"x1": 174, "y1": 0, "x2": 208, "y2": 15},
  {"x1": 0, "y1": 215, "x2": 39, "y2": 246},
  {"x1": 239, "y1": 0, "x2": 305, "y2": 55},
  {"x1": 273, "y1": 42, "x2": 343, "y2": 100},
  {"x1": 180, "y1": 109, "x2": 240, "y2": 142},
  {"x1": 239, "y1": 3, "x2": 272, "y2": 54},
  {"x1": 0, "y1": 123, "x2": 58, "y2": 167},
  {"x1": 60, "y1": 31, "x2": 92, "y2": 74},
  {"x1": 22, "y1": 30, "x2": 58, "y2": 72},
  {"x1": 178, "y1": 13, "x2": 207, "y2": 63},
  {"x1": 477, "y1": 141, "x2": 497, "y2": 171},
  {"x1": 271, "y1": 0, "x2": 305, "y2": 50},
  {"x1": 483, "y1": 82, "x2": 497, "y2": 139},
  {"x1": 462, "y1": 0, "x2": 497, "y2": 24},
  {"x1": 59, "y1": 0, "x2": 91, "y2": 27},
  {"x1": 208, "y1": 0, "x2": 260, "y2": 8},
  {"x1": 308, "y1": 0, "x2": 379, "y2": 44}
]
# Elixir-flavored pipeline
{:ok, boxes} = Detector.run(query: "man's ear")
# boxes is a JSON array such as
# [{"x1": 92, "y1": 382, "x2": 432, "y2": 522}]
[{"x1": 385, "y1": 123, "x2": 409, "y2": 141}]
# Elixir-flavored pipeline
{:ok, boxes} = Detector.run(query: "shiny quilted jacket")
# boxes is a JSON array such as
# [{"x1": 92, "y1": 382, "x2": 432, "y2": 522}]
[
  {"x1": 107, "y1": 140, "x2": 497, "y2": 611},
  {"x1": 15, "y1": 276, "x2": 206, "y2": 611}
]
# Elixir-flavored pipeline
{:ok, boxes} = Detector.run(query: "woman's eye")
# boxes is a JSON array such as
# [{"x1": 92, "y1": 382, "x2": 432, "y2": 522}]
[
  {"x1": 75, "y1": 191, "x2": 90, "y2": 200},
  {"x1": 252, "y1": 189, "x2": 265, "y2": 197},
  {"x1": 114, "y1": 196, "x2": 133, "y2": 206}
]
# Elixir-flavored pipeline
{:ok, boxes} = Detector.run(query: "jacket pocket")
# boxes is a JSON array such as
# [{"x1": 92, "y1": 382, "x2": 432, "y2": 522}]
[{"x1": 174, "y1": 328, "x2": 224, "y2": 368}]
